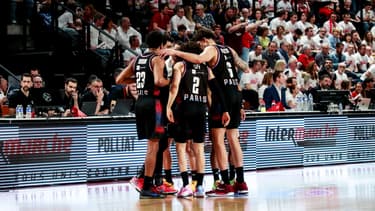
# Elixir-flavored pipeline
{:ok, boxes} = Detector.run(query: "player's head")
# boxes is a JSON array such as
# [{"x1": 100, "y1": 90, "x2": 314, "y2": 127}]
[{"x1": 146, "y1": 30, "x2": 167, "y2": 49}]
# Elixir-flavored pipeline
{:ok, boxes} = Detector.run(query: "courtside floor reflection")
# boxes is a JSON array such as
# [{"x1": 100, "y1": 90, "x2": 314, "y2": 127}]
[{"x1": 1, "y1": 163, "x2": 375, "y2": 210}]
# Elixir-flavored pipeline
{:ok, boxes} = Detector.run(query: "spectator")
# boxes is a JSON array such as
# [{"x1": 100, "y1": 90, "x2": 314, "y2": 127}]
[
  {"x1": 330, "y1": 42, "x2": 346, "y2": 70},
  {"x1": 333, "y1": 63, "x2": 349, "y2": 89},
  {"x1": 297, "y1": 44, "x2": 315, "y2": 71},
  {"x1": 32, "y1": 75, "x2": 44, "y2": 89},
  {"x1": 116, "y1": 17, "x2": 142, "y2": 49},
  {"x1": 80, "y1": 77, "x2": 110, "y2": 115},
  {"x1": 170, "y1": 6, "x2": 191, "y2": 35},
  {"x1": 356, "y1": 2, "x2": 375, "y2": 34},
  {"x1": 123, "y1": 35, "x2": 142, "y2": 66},
  {"x1": 258, "y1": 72, "x2": 273, "y2": 106},
  {"x1": 57, "y1": 77, "x2": 79, "y2": 117},
  {"x1": 8, "y1": 73, "x2": 34, "y2": 116},
  {"x1": 149, "y1": 4, "x2": 171, "y2": 33},
  {"x1": 263, "y1": 70, "x2": 289, "y2": 110},
  {"x1": 262, "y1": 41, "x2": 280, "y2": 69},
  {"x1": 183, "y1": 6, "x2": 196, "y2": 34},
  {"x1": 193, "y1": 3, "x2": 216, "y2": 29}
]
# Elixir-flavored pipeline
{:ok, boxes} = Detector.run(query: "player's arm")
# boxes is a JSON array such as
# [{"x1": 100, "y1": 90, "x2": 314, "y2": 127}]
[
  {"x1": 166, "y1": 62, "x2": 183, "y2": 123},
  {"x1": 162, "y1": 46, "x2": 216, "y2": 64},
  {"x1": 230, "y1": 47, "x2": 250, "y2": 72},
  {"x1": 116, "y1": 58, "x2": 136, "y2": 85},
  {"x1": 153, "y1": 56, "x2": 170, "y2": 87}
]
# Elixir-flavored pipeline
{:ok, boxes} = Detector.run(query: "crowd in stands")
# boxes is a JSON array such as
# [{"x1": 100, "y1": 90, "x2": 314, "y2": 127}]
[{"x1": 3, "y1": 0, "x2": 375, "y2": 116}]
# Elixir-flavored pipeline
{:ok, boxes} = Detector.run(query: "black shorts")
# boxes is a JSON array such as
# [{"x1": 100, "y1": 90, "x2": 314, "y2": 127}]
[
  {"x1": 169, "y1": 102, "x2": 207, "y2": 143},
  {"x1": 135, "y1": 96, "x2": 165, "y2": 140},
  {"x1": 209, "y1": 89, "x2": 241, "y2": 129}
]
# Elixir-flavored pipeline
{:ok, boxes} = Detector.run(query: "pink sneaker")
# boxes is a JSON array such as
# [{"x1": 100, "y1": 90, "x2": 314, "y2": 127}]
[
  {"x1": 206, "y1": 183, "x2": 234, "y2": 197},
  {"x1": 177, "y1": 185, "x2": 193, "y2": 198},
  {"x1": 130, "y1": 177, "x2": 143, "y2": 193},
  {"x1": 234, "y1": 182, "x2": 248, "y2": 195}
]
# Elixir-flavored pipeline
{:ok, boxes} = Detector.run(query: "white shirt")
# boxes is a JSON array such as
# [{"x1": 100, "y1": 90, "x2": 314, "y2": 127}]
[
  {"x1": 170, "y1": 15, "x2": 191, "y2": 32},
  {"x1": 240, "y1": 71, "x2": 263, "y2": 91},
  {"x1": 337, "y1": 21, "x2": 356, "y2": 35},
  {"x1": 116, "y1": 26, "x2": 142, "y2": 49},
  {"x1": 248, "y1": 51, "x2": 263, "y2": 62},
  {"x1": 99, "y1": 29, "x2": 117, "y2": 49},
  {"x1": 123, "y1": 48, "x2": 142, "y2": 65},
  {"x1": 354, "y1": 53, "x2": 369, "y2": 72},
  {"x1": 334, "y1": 70, "x2": 348, "y2": 89},
  {"x1": 58, "y1": 11, "x2": 73, "y2": 29}
]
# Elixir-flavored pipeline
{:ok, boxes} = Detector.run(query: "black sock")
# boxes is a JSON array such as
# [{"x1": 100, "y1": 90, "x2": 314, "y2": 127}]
[
  {"x1": 235, "y1": 167, "x2": 244, "y2": 183},
  {"x1": 181, "y1": 171, "x2": 189, "y2": 187},
  {"x1": 191, "y1": 170, "x2": 197, "y2": 181},
  {"x1": 164, "y1": 169, "x2": 173, "y2": 184},
  {"x1": 143, "y1": 176, "x2": 153, "y2": 191},
  {"x1": 220, "y1": 169, "x2": 229, "y2": 185},
  {"x1": 229, "y1": 164, "x2": 236, "y2": 181},
  {"x1": 154, "y1": 173, "x2": 163, "y2": 186},
  {"x1": 212, "y1": 168, "x2": 220, "y2": 181},
  {"x1": 197, "y1": 173, "x2": 204, "y2": 186}
]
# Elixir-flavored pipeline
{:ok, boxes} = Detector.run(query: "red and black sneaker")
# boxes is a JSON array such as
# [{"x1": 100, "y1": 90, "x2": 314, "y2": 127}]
[
  {"x1": 206, "y1": 183, "x2": 235, "y2": 197},
  {"x1": 234, "y1": 181, "x2": 248, "y2": 195},
  {"x1": 129, "y1": 177, "x2": 144, "y2": 193}
]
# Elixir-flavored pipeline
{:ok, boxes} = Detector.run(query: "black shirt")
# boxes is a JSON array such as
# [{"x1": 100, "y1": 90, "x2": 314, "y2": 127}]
[
  {"x1": 8, "y1": 89, "x2": 34, "y2": 113},
  {"x1": 80, "y1": 91, "x2": 110, "y2": 112}
]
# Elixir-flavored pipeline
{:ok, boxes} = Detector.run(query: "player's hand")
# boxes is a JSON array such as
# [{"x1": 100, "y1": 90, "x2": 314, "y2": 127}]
[
  {"x1": 166, "y1": 107, "x2": 174, "y2": 123},
  {"x1": 240, "y1": 109, "x2": 246, "y2": 121},
  {"x1": 222, "y1": 112, "x2": 230, "y2": 127}
]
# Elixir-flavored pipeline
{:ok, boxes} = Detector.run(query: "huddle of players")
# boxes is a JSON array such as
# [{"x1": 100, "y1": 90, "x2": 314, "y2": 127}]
[{"x1": 116, "y1": 29, "x2": 249, "y2": 199}]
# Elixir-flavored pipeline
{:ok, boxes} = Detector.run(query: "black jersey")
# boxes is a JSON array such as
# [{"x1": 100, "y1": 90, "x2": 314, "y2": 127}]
[
  {"x1": 134, "y1": 52, "x2": 157, "y2": 97},
  {"x1": 178, "y1": 61, "x2": 208, "y2": 104},
  {"x1": 211, "y1": 45, "x2": 239, "y2": 91}
]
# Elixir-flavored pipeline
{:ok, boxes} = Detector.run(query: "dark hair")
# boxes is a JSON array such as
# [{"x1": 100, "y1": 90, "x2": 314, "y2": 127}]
[
  {"x1": 286, "y1": 76, "x2": 296, "y2": 84},
  {"x1": 319, "y1": 74, "x2": 331, "y2": 81},
  {"x1": 146, "y1": 30, "x2": 167, "y2": 49},
  {"x1": 273, "y1": 71, "x2": 283, "y2": 82},
  {"x1": 177, "y1": 24, "x2": 187, "y2": 32},
  {"x1": 294, "y1": 28, "x2": 303, "y2": 36},
  {"x1": 175, "y1": 41, "x2": 202, "y2": 62},
  {"x1": 21, "y1": 73, "x2": 32, "y2": 81},
  {"x1": 65, "y1": 77, "x2": 77, "y2": 85},
  {"x1": 192, "y1": 28, "x2": 216, "y2": 41}
]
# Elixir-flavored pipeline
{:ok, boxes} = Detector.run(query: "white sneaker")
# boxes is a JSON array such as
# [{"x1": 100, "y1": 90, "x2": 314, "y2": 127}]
[{"x1": 177, "y1": 185, "x2": 193, "y2": 198}]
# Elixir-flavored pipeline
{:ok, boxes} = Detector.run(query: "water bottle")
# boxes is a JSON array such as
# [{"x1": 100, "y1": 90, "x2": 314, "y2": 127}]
[
  {"x1": 308, "y1": 93, "x2": 314, "y2": 111},
  {"x1": 25, "y1": 104, "x2": 32, "y2": 118},
  {"x1": 338, "y1": 103, "x2": 343, "y2": 115},
  {"x1": 259, "y1": 103, "x2": 266, "y2": 112},
  {"x1": 16, "y1": 104, "x2": 23, "y2": 119},
  {"x1": 303, "y1": 93, "x2": 308, "y2": 111}
]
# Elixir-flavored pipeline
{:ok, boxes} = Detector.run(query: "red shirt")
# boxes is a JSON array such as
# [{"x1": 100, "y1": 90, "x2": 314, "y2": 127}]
[{"x1": 149, "y1": 12, "x2": 171, "y2": 31}]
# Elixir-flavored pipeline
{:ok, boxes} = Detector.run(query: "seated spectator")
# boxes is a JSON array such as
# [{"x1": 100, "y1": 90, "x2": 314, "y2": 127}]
[
  {"x1": 171, "y1": 25, "x2": 189, "y2": 43},
  {"x1": 193, "y1": 3, "x2": 216, "y2": 29},
  {"x1": 7, "y1": 73, "x2": 34, "y2": 116},
  {"x1": 297, "y1": 45, "x2": 315, "y2": 71},
  {"x1": 116, "y1": 17, "x2": 142, "y2": 49},
  {"x1": 149, "y1": 4, "x2": 171, "y2": 33},
  {"x1": 170, "y1": 6, "x2": 192, "y2": 35},
  {"x1": 333, "y1": 63, "x2": 349, "y2": 89},
  {"x1": 56, "y1": 77, "x2": 79, "y2": 117},
  {"x1": 309, "y1": 74, "x2": 334, "y2": 110},
  {"x1": 80, "y1": 77, "x2": 110, "y2": 115},
  {"x1": 32, "y1": 74, "x2": 44, "y2": 89},
  {"x1": 258, "y1": 72, "x2": 273, "y2": 106},
  {"x1": 123, "y1": 35, "x2": 142, "y2": 66},
  {"x1": 263, "y1": 71, "x2": 290, "y2": 110}
]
